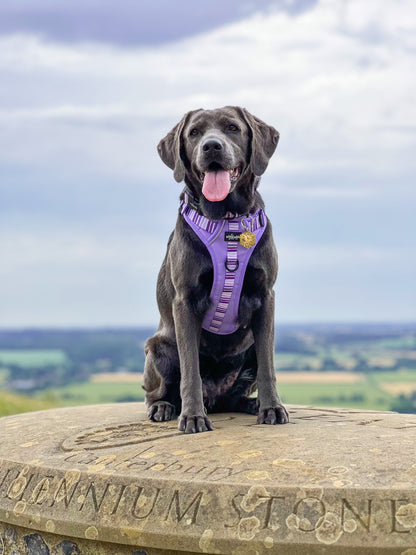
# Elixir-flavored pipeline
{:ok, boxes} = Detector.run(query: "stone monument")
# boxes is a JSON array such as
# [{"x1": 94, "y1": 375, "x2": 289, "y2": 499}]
[{"x1": 0, "y1": 403, "x2": 416, "y2": 554}]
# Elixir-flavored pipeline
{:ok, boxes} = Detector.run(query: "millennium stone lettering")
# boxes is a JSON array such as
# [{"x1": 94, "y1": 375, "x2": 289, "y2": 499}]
[{"x1": 1, "y1": 403, "x2": 416, "y2": 553}]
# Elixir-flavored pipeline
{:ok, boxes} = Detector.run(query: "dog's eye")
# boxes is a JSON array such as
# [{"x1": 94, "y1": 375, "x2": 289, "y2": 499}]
[
  {"x1": 227, "y1": 124, "x2": 240, "y2": 132},
  {"x1": 190, "y1": 128, "x2": 199, "y2": 136}
]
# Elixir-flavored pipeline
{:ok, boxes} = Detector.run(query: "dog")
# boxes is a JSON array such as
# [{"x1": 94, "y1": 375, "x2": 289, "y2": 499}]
[{"x1": 143, "y1": 106, "x2": 289, "y2": 433}]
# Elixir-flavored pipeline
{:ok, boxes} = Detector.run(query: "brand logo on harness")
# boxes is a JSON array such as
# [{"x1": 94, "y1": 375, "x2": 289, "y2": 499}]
[{"x1": 224, "y1": 232, "x2": 242, "y2": 242}]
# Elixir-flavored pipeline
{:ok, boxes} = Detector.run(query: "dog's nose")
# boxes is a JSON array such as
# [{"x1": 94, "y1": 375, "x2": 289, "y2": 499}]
[{"x1": 202, "y1": 139, "x2": 223, "y2": 152}]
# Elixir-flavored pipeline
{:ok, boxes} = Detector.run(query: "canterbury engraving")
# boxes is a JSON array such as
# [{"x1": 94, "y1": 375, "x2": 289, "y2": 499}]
[{"x1": 63, "y1": 446, "x2": 248, "y2": 482}]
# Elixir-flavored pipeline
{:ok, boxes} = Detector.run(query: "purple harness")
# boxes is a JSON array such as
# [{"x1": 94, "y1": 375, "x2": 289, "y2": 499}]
[{"x1": 181, "y1": 196, "x2": 267, "y2": 335}]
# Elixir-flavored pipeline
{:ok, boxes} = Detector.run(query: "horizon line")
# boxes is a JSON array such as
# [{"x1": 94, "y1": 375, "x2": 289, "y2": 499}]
[{"x1": 0, "y1": 321, "x2": 415, "y2": 332}]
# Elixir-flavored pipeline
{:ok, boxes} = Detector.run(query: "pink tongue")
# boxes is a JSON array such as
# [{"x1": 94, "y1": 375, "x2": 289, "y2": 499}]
[{"x1": 202, "y1": 170, "x2": 231, "y2": 202}]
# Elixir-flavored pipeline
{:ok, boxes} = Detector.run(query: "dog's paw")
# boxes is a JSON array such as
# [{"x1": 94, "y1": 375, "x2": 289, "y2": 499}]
[
  {"x1": 257, "y1": 404, "x2": 289, "y2": 425},
  {"x1": 178, "y1": 413, "x2": 214, "y2": 434},
  {"x1": 148, "y1": 401, "x2": 176, "y2": 422}
]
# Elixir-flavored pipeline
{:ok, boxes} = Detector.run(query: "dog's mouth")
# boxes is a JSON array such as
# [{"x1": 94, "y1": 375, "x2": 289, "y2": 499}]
[{"x1": 199, "y1": 162, "x2": 240, "y2": 202}]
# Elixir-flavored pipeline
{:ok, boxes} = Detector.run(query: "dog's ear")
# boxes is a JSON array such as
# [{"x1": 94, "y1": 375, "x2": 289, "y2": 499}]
[
  {"x1": 239, "y1": 108, "x2": 279, "y2": 176},
  {"x1": 157, "y1": 110, "x2": 201, "y2": 183}
]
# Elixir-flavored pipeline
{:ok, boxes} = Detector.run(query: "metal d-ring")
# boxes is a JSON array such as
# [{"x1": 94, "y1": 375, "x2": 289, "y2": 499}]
[
  {"x1": 241, "y1": 215, "x2": 255, "y2": 232},
  {"x1": 225, "y1": 259, "x2": 239, "y2": 272}
]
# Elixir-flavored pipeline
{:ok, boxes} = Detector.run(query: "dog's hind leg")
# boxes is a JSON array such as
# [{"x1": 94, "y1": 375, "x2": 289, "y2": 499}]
[
  {"x1": 212, "y1": 395, "x2": 258, "y2": 415},
  {"x1": 143, "y1": 334, "x2": 181, "y2": 421},
  {"x1": 209, "y1": 350, "x2": 259, "y2": 415},
  {"x1": 233, "y1": 396, "x2": 258, "y2": 415}
]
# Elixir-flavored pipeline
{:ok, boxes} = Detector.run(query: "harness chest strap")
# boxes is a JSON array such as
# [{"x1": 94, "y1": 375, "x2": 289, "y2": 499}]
[{"x1": 181, "y1": 201, "x2": 267, "y2": 335}]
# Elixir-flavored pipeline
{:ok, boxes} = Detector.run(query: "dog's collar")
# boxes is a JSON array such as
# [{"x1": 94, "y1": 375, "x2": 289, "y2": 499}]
[
  {"x1": 183, "y1": 188, "x2": 201, "y2": 211},
  {"x1": 182, "y1": 186, "x2": 260, "y2": 220}
]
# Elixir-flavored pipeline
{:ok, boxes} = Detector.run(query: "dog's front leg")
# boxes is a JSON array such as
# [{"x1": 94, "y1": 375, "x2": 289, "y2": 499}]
[
  {"x1": 173, "y1": 297, "x2": 213, "y2": 433},
  {"x1": 252, "y1": 290, "x2": 289, "y2": 425}
]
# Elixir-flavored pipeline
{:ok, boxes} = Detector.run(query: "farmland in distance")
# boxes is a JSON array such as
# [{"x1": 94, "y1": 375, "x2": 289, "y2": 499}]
[{"x1": 0, "y1": 323, "x2": 415, "y2": 416}]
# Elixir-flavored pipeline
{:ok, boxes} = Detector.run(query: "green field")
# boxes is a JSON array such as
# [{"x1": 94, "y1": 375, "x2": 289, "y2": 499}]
[
  {"x1": 0, "y1": 369, "x2": 8, "y2": 384},
  {"x1": 369, "y1": 369, "x2": 416, "y2": 383},
  {"x1": 37, "y1": 370, "x2": 416, "y2": 412},
  {"x1": 278, "y1": 381, "x2": 392, "y2": 410},
  {"x1": 0, "y1": 391, "x2": 57, "y2": 417},
  {"x1": 38, "y1": 381, "x2": 145, "y2": 406},
  {"x1": 0, "y1": 349, "x2": 68, "y2": 367},
  {"x1": 2, "y1": 370, "x2": 416, "y2": 417}
]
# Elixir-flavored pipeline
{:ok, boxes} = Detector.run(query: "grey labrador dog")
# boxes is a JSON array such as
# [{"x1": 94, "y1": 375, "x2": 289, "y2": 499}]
[{"x1": 143, "y1": 106, "x2": 288, "y2": 433}]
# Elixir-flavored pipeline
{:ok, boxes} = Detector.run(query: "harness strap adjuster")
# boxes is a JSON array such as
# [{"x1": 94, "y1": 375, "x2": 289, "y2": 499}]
[{"x1": 225, "y1": 259, "x2": 239, "y2": 272}]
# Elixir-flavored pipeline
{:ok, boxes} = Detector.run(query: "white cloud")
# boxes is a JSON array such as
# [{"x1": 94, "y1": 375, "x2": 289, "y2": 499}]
[
  {"x1": 0, "y1": 229, "x2": 164, "y2": 271},
  {"x1": 1, "y1": 227, "x2": 413, "y2": 327},
  {"x1": 0, "y1": 229, "x2": 166, "y2": 327},
  {"x1": 279, "y1": 240, "x2": 410, "y2": 269},
  {"x1": 1, "y1": 0, "x2": 415, "y2": 324},
  {"x1": 269, "y1": 183, "x2": 373, "y2": 198},
  {"x1": 0, "y1": 0, "x2": 414, "y2": 179}
]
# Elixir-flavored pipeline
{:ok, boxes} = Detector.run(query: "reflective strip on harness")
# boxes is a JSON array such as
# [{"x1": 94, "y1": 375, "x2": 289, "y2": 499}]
[{"x1": 181, "y1": 201, "x2": 267, "y2": 335}]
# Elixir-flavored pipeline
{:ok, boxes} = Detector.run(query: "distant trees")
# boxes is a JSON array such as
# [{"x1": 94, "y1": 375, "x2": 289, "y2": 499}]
[
  {"x1": 6, "y1": 361, "x2": 86, "y2": 391},
  {"x1": 391, "y1": 392, "x2": 416, "y2": 414},
  {"x1": 0, "y1": 329, "x2": 152, "y2": 392}
]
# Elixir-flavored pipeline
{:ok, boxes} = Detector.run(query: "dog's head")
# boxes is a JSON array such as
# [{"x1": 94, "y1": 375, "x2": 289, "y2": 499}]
[{"x1": 157, "y1": 106, "x2": 279, "y2": 202}]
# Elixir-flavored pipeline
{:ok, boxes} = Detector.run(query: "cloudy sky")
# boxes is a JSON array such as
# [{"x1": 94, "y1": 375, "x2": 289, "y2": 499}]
[{"x1": 1, "y1": 0, "x2": 415, "y2": 327}]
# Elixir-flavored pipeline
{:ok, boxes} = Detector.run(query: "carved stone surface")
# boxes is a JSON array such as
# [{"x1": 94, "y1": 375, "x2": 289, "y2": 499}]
[{"x1": 1, "y1": 403, "x2": 416, "y2": 554}]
